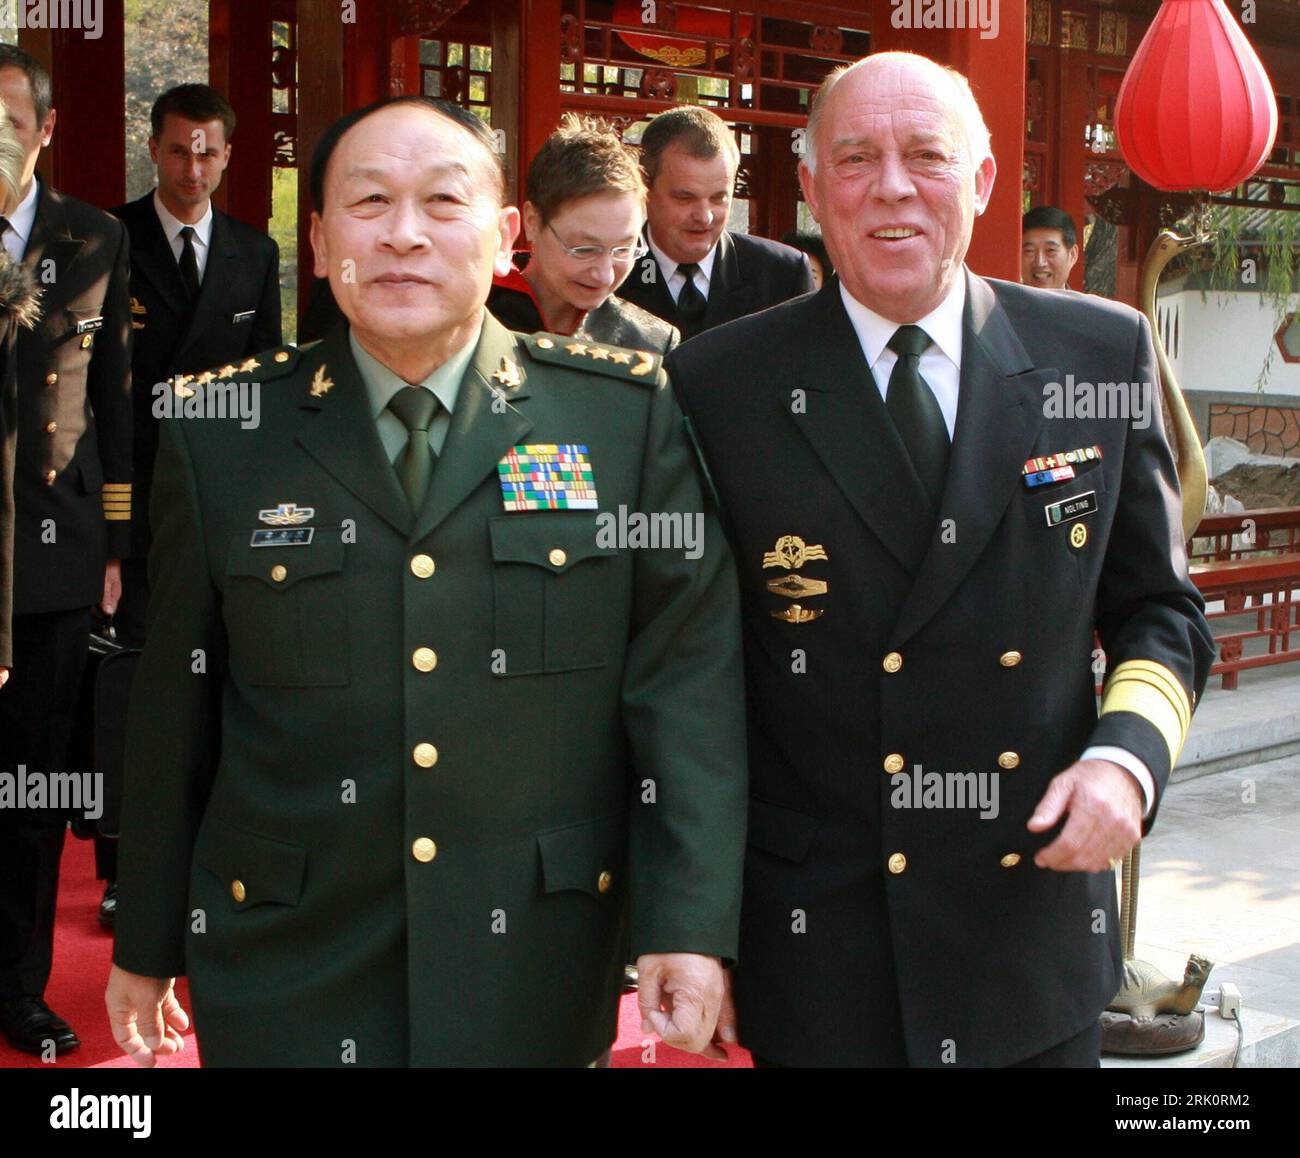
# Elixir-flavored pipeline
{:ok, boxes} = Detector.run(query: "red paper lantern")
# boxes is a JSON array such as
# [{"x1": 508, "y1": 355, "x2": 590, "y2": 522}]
[{"x1": 1115, "y1": 0, "x2": 1278, "y2": 192}]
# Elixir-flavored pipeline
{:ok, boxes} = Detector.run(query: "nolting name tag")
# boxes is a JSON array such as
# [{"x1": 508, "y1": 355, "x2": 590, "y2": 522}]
[
  {"x1": 233, "y1": 310, "x2": 257, "y2": 324},
  {"x1": 75, "y1": 316, "x2": 104, "y2": 334},
  {"x1": 251, "y1": 528, "x2": 314, "y2": 547},
  {"x1": 1045, "y1": 490, "x2": 1098, "y2": 527}
]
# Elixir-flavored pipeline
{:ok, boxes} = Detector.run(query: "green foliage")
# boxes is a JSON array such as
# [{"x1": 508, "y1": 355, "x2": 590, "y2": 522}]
[{"x1": 124, "y1": 0, "x2": 207, "y2": 200}]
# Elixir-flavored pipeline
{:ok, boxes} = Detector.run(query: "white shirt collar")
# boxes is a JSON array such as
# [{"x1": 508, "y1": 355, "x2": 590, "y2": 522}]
[
  {"x1": 646, "y1": 224, "x2": 718, "y2": 287},
  {"x1": 152, "y1": 188, "x2": 214, "y2": 248},
  {"x1": 838, "y1": 271, "x2": 966, "y2": 373},
  {"x1": 5, "y1": 178, "x2": 41, "y2": 254}
]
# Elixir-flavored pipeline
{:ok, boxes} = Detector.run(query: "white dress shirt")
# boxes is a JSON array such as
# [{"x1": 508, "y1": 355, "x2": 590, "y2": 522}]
[
  {"x1": 153, "y1": 189, "x2": 214, "y2": 281},
  {"x1": 839, "y1": 271, "x2": 1155, "y2": 817},
  {"x1": 646, "y1": 226, "x2": 716, "y2": 305},
  {"x1": 1, "y1": 178, "x2": 40, "y2": 262}
]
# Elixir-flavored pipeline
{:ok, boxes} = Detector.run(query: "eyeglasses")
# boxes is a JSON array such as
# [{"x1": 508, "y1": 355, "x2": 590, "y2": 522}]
[{"x1": 547, "y1": 223, "x2": 648, "y2": 264}]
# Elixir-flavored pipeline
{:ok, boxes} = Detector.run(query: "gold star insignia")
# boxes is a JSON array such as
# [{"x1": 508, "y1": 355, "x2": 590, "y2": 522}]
[
  {"x1": 239, "y1": 358, "x2": 261, "y2": 373},
  {"x1": 630, "y1": 352, "x2": 656, "y2": 377},
  {"x1": 609, "y1": 351, "x2": 633, "y2": 365},
  {"x1": 491, "y1": 357, "x2": 523, "y2": 389},
  {"x1": 173, "y1": 377, "x2": 195, "y2": 399},
  {"x1": 217, "y1": 364, "x2": 238, "y2": 379},
  {"x1": 309, "y1": 364, "x2": 334, "y2": 398},
  {"x1": 565, "y1": 342, "x2": 587, "y2": 356},
  {"x1": 588, "y1": 346, "x2": 611, "y2": 361},
  {"x1": 194, "y1": 370, "x2": 217, "y2": 386}
]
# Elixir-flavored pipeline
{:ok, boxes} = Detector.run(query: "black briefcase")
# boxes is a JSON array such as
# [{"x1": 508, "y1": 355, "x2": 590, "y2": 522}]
[{"x1": 68, "y1": 621, "x2": 140, "y2": 840}]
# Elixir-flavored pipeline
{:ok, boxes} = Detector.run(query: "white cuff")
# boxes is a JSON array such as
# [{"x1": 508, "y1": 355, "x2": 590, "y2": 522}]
[{"x1": 1081, "y1": 745, "x2": 1155, "y2": 818}]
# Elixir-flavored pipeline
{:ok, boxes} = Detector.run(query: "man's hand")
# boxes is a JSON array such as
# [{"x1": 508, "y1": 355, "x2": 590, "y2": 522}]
[
  {"x1": 710, "y1": 966, "x2": 739, "y2": 1053},
  {"x1": 100, "y1": 558, "x2": 122, "y2": 617},
  {"x1": 106, "y1": 964, "x2": 189, "y2": 1067},
  {"x1": 1028, "y1": 758, "x2": 1143, "y2": 873},
  {"x1": 637, "y1": 952, "x2": 726, "y2": 1057}
]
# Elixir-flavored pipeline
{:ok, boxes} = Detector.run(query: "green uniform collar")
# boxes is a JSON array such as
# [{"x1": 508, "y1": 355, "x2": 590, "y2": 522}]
[{"x1": 349, "y1": 323, "x2": 480, "y2": 423}]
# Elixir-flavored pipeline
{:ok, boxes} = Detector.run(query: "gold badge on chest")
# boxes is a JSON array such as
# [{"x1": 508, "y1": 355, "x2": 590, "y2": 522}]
[{"x1": 763, "y1": 535, "x2": 829, "y2": 623}]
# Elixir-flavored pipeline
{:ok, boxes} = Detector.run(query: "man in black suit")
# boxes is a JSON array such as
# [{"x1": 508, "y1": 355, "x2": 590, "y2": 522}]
[
  {"x1": 617, "y1": 105, "x2": 813, "y2": 340},
  {"x1": 0, "y1": 45, "x2": 134, "y2": 1056},
  {"x1": 669, "y1": 52, "x2": 1215, "y2": 1067},
  {"x1": 112, "y1": 83, "x2": 282, "y2": 646}
]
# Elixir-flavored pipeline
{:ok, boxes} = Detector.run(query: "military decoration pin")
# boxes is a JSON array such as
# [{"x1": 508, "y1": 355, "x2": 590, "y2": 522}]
[
  {"x1": 763, "y1": 535, "x2": 830, "y2": 623},
  {"x1": 309, "y1": 365, "x2": 334, "y2": 398},
  {"x1": 492, "y1": 357, "x2": 523, "y2": 389},
  {"x1": 258, "y1": 503, "x2": 316, "y2": 526},
  {"x1": 498, "y1": 445, "x2": 597, "y2": 511}
]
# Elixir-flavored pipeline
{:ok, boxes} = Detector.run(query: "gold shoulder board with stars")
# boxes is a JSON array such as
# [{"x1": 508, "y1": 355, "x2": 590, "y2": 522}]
[{"x1": 519, "y1": 332, "x2": 662, "y2": 385}]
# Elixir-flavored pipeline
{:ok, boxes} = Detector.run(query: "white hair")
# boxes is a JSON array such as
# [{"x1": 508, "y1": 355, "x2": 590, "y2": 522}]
[{"x1": 803, "y1": 52, "x2": 992, "y2": 177}]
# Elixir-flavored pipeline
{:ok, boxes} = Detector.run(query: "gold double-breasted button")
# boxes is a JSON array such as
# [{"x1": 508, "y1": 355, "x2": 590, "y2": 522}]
[
  {"x1": 45, "y1": 372, "x2": 58, "y2": 386},
  {"x1": 887, "y1": 852, "x2": 907, "y2": 875},
  {"x1": 882, "y1": 651, "x2": 902, "y2": 674},
  {"x1": 1000, "y1": 853, "x2": 1022, "y2": 868},
  {"x1": 548, "y1": 547, "x2": 567, "y2": 568},
  {"x1": 883, "y1": 753, "x2": 905, "y2": 775},
  {"x1": 270, "y1": 564, "x2": 287, "y2": 583},
  {"x1": 413, "y1": 743, "x2": 439, "y2": 768},
  {"x1": 998, "y1": 751, "x2": 1020, "y2": 770},
  {"x1": 412, "y1": 647, "x2": 438, "y2": 672},
  {"x1": 231, "y1": 879, "x2": 246, "y2": 902},
  {"x1": 597, "y1": 871, "x2": 613, "y2": 894},
  {"x1": 999, "y1": 651, "x2": 1022, "y2": 668},
  {"x1": 410, "y1": 554, "x2": 435, "y2": 578},
  {"x1": 44, "y1": 421, "x2": 57, "y2": 434},
  {"x1": 412, "y1": 837, "x2": 437, "y2": 862}
]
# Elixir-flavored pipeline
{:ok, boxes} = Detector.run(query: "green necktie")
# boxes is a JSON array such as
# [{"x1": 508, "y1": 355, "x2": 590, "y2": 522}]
[
  {"x1": 387, "y1": 386, "x2": 440, "y2": 512},
  {"x1": 885, "y1": 324, "x2": 950, "y2": 510}
]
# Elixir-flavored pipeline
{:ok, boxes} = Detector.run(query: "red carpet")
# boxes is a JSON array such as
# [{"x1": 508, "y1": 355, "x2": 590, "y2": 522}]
[{"x1": 1, "y1": 830, "x2": 750, "y2": 1068}]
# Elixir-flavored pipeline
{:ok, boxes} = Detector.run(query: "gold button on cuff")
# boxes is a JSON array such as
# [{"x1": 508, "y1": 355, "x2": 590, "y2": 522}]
[
  {"x1": 270, "y1": 564, "x2": 288, "y2": 583},
  {"x1": 1000, "y1": 853, "x2": 1022, "y2": 869},
  {"x1": 43, "y1": 469, "x2": 56, "y2": 485},
  {"x1": 548, "y1": 547, "x2": 567, "y2": 568},
  {"x1": 997, "y1": 751, "x2": 1021, "y2": 770},
  {"x1": 44, "y1": 421, "x2": 57, "y2": 434},
  {"x1": 999, "y1": 651, "x2": 1023, "y2": 668},
  {"x1": 412, "y1": 837, "x2": 437, "y2": 863},
  {"x1": 883, "y1": 753, "x2": 905, "y2": 775},
  {"x1": 410, "y1": 554, "x2": 435, "y2": 578},
  {"x1": 597, "y1": 870, "x2": 613, "y2": 894},
  {"x1": 45, "y1": 372, "x2": 58, "y2": 386},
  {"x1": 412, "y1": 647, "x2": 438, "y2": 672},
  {"x1": 887, "y1": 852, "x2": 907, "y2": 875},
  {"x1": 231, "y1": 879, "x2": 246, "y2": 902},
  {"x1": 882, "y1": 651, "x2": 903, "y2": 674},
  {"x1": 413, "y1": 742, "x2": 439, "y2": 768}
]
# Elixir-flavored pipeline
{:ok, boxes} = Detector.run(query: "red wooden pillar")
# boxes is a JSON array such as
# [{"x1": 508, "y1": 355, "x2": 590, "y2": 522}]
[
  {"x1": 1055, "y1": 44, "x2": 1090, "y2": 290},
  {"x1": 209, "y1": 0, "x2": 275, "y2": 225},
  {"x1": 23, "y1": 0, "x2": 127, "y2": 208},
  {"x1": 518, "y1": 0, "x2": 562, "y2": 208}
]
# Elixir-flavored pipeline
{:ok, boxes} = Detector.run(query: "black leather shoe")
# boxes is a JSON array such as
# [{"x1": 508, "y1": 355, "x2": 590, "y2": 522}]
[
  {"x1": 99, "y1": 880, "x2": 118, "y2": 929},
  {"x1": 0, "y1": 996, "x2": 81, "y2": 1056}
]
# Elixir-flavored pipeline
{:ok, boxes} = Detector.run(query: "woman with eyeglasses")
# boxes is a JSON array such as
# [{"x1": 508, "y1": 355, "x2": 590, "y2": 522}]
[{"x1": 488, "y1": 114, "x2": 680, "y2": 354}]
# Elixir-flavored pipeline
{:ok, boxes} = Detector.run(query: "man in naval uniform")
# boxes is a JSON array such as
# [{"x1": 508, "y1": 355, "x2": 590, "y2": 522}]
[
  {"x1": 105, "y1": 96, "x2": 746, "y2": 1067},
  {"x1": 668, "y1": 52, "x2": 1215, "y2": 1067}
]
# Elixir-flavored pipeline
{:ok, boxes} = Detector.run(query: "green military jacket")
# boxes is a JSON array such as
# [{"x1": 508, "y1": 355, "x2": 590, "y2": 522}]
[{"x1": 112, "y1": 313, "x2": 747, "y2": 1067}]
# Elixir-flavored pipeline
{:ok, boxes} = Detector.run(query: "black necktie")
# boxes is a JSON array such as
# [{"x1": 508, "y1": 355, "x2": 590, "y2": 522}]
[
  {"x1": 388, "y1": 386, "x2": 441, "y2": 512},
  {"x1": 178, "y1": 226, "x2": 201, "y2": 302},
  {"x1": 885, "y1": 325, "x2": 950, "y2": 510},
  {"x1": 675, "y1": 262, "x2": 707, "y2": 335}
]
